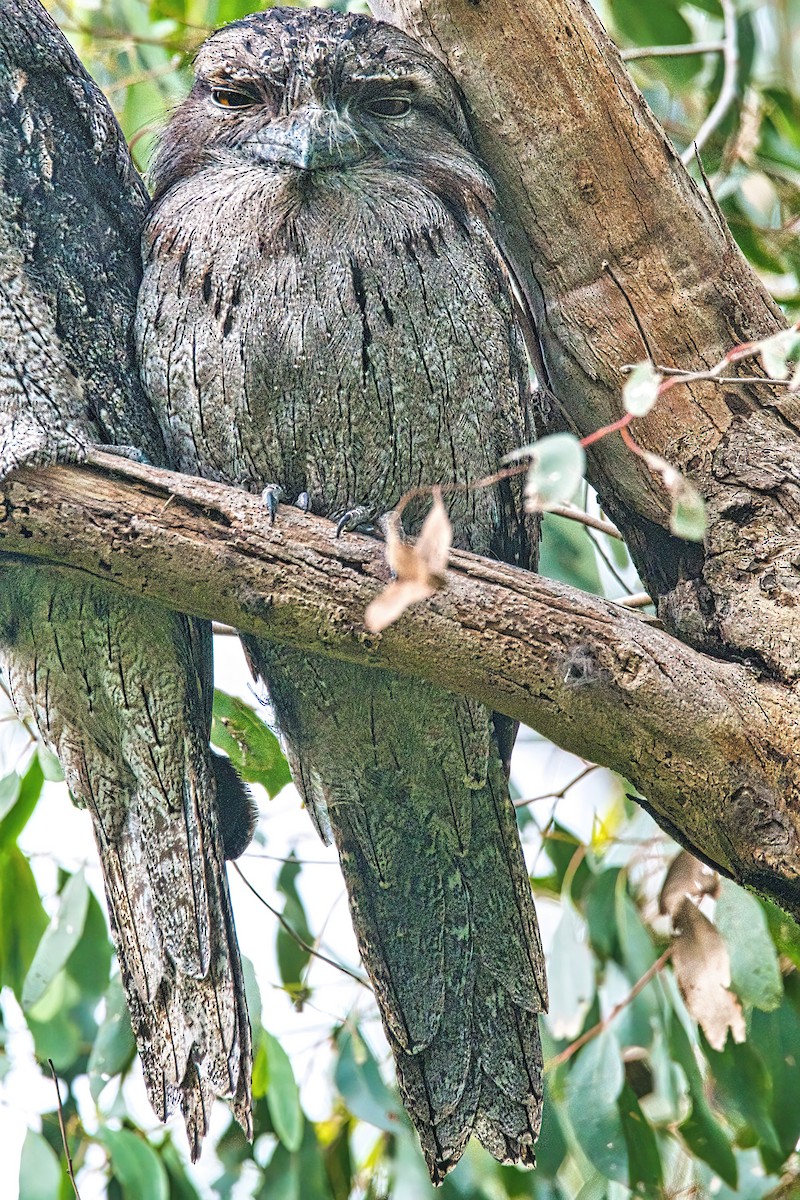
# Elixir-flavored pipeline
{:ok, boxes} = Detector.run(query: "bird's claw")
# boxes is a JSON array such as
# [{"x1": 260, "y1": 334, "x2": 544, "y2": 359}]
[
  {"x1": 261, "y1": 484, "x2": 313, "y2": 525},
  {"x1": 335, "y1": 505, "x2": 375, "y2": 538},
  {"x1": 260, "y1": 483, "x2": 286, "y2": 525}
]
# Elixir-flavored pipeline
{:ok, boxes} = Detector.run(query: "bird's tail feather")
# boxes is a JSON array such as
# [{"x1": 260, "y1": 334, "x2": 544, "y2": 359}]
[
  {"x1": 0, "y1": 569, "x2": 252, "y2": 1157},
  {"x1": 247, "y1": 641, "x2": 546, "y2": 1181}
]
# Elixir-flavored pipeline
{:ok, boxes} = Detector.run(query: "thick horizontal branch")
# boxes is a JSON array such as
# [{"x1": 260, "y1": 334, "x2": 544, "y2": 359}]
[{"x1": 2, "y1": 452, "x2": 800, "y2": 916}]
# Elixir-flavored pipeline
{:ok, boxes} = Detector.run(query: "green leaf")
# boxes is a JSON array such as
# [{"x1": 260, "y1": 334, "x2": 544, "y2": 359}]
[
  {"x1": 26, "y1": 972, "x2": 82, "y2": 1070},
  {"x1": 0, "y1": 844, "x2": 48, "y2": 998},
  {"x1": 680, "y1": 1099, "x2": 738, "y2": 1191},
  {"x1": 702, "y1": 1033, "x2": 781, "y2": 1158},
  {"x1": 619, "y1": 1082, "x2": 663, "y2": 1193},
  {"x1": 0, "y1": 773, "x2": 21, "y2": 822},
  {"x1": 585, "y1": 868, "x2": 622, "y2": 959},
  {"x1": 160, "y1": 1137, "x2": 203, "y2": 1200},
  {"x1": 100, "y1": 1128, "x2": 169, "y2": 1200},
  {"x1": 263, "y1": 1030, "x2": 304, "y2": 1152},
  {"x1": 715, "y1": 882, "x2": 782, "y2": 1012},
  {"x1": 258, "y1": 1142, "x2": 299, "y2": 1200},
  {"x1": 566, "y1": 1031, "x2": 628, "y2": 1184},
  {"x1": 615, "y1": 886, "x2": 658, "y2": 982},
  {"x1": 542, "y1": 821, "x2": 592, "y2": 898},
  {"x1": 670, "y1": 1015, "x2": 737, "y2": 1187},
  {"x1": 334, "y1": 1026, "x2": 407, "y2": 1133},
  {"x1": 762, "y1": 897, "x2": 800, "y2": 970},
  {"x1": 546, "y1": 902, "x2": 595, "y2": 1040},
  {"x1": 22, "y1": 870, "x2": 90, "y2": 1011},
  {"x1": 295, "y1": 1120, "x2": 336, "y2": 1200},
  {"x1": 622, "y1": 362, "x2": 662, "y2": 416},
  {"x1": 211, "y1": 691, "x2": 292, "y2": 797},
  {"x1": 19, "y1": 1130, "x2": 63, "y2": 1200},
  {"x1": 670, "y1": 478, "x2": 707, "y2": 542},
  {"x1": 37, "y1": 745, "x2": 64, "y2": 782},
  {"x1": 751, "y1": 976, "x2": 800, "y2": 1162},
  {"x1": 758, "y1": 328, "x2": 800, "y2": 380},
  {"x1": 534, "y1": 1078, "x2": 568, "y2": 1179},
  {"x1": 507, "y1": 433, "x2": 586, "y2": 509},
  {"x1": 275, "y1": 857, "x2": 313, "y2": 996},
  {"x1": 0, "y1": 755, "x2": 44, "y2": 851},
  {"x1": 539, "y1": 512, "x2": 604, "y2": 596},
  {"x1": 66, "y1": 886, "x2": 113, "y2": 999},
  {"x1": 88, "y1": 975, "x2": 136, "y2": 1101}
]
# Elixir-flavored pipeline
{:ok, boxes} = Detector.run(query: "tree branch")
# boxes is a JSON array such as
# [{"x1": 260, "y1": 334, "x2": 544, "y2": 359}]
[
  {"x1": 3, "y1": 451, "x2": 800, "y2": 918},
  {"x1": 374, "y1": 0, "x2": 800, "y2": 684}
]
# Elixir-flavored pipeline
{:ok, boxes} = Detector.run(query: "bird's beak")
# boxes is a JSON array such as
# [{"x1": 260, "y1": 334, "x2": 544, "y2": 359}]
[{"x1": 251, "y1": 104, "x2": 364, "y2": 171}]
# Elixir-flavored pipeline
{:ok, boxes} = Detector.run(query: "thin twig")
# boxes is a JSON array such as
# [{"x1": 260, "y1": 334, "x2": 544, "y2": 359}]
[
  {"x1": 545, "y1": 944, "x2": 674, "y2": 1071},
  {"x1": 681, "y1": 0, "x2": 739, "y2": 165},
  {"x1": 243, "y1": 850, "x2": 339, "y2": 866},
  {"x1": 635, "y1": 370, "x2": 789, "y2": 385},
  {"x1": 585, "y1": 526, "x2": 637, "y2": 596},
  {"x1": 621, "y1": 40, "x2": 725, "y2": 62},
  {"x1": 232, "y1": 862, "x2": 371, "y2": 989},
  {"x1": 515, "y1": 764, "x2": 599, "y2": 809},
  {"x1": 602, "y1": 261, "x2": 655, "y2": 362},
  {"x1": 48, "y1": 1060, "x2": 81, "y2": 1199},
  {"x1": 104, "y1": 59, "x2": 182, "y2": 95},
  {"x1": 393, "y1": 461, "x2": 526, "y2": 519},
  {"x1": 616, "y1": 591, "x2": 653, "y2": 608},
  {"x1": 581, "y1": 410, "x2": 634, "y2": 449},
  {"x1": 546, "y1": 503, "x2": 623, "y2": 540}
]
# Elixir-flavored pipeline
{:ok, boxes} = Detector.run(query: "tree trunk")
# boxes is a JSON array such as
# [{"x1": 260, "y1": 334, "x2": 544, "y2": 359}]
[{"x1": 375, "y1": 0, "x2": 800, "y2": 687}]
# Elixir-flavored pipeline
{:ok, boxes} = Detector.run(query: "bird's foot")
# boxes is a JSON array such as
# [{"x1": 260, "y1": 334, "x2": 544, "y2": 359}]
[
  {"x1": 260, "y1": 483, "x2": 311, "y2": 526},
  {"x1": 335, "y1": 505, "x2": 377, "y2": 538}
]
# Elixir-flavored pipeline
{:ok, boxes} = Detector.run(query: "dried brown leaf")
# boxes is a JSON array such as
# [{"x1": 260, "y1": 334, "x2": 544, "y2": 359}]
[
  {"x1": 660, "y1": 850, "x2": 719, "y2": 917},
  {"x1": 671, "y1": 896, "x2": 746, "y2": 1051},
  {"x1": 365, "y1": 490, "x2": 452, "y2": 633}
]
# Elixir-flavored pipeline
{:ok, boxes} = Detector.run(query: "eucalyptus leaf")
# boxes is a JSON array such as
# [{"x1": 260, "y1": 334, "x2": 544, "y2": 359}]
[
  {"x1": 670, "y1": 478, "x2": 707, "y2": 542},
  {"x1": 22, "y1": 870, "x2": 89, "y2": 1011},
  {"x1": 88, "y1": 975, "x2": 136, "y2": 1100},
  {"x1": 263, "y1": 1030, "x2": 304, "y2": 1152},
  {"x1": 622, "y1": 362, "x2": 662, "y2": 415},
  {"x1": 565, "y1": 1031, "x2": 628, "y2": 1184},
  {"x1": 546, "y1": 903, "x2": 595, "y2": 1040},
  {"x1": 758, "y1": 328, "x2": 800, "y2": 379},
  {"x1": 334, "y1": 1026, "x2": 407, "y2": 1133},
  {"x1": 212, "y1": 690, "x2": 292, "y2": 796},
  {"x1": 511, "y1": 433, "x2": 586, "y2": 509},
  {"x1": 715, "y1": 882, "x2": 782, "y2": 1012},
  {"x1": 0, "y1": 844, "x2": 48, "y2": 997},
  {"x1": 100, "y1": 1128, "x2": 169, "y2": 1200},
  {"x1": 19, "y1": 1129, "x2": 62, "y2": 1200}
]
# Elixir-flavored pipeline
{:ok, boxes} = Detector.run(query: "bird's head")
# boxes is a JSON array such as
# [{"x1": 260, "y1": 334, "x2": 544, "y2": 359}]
[{"x1": 151, "y1": 7, "x2": 495, "y2": 220}]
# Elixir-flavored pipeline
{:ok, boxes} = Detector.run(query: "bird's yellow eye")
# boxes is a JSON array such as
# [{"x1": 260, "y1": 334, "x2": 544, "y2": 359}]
[
  {"x1": 368, "y1": 96, "x2": 412, "y2": 118},
  {"x1": 211, "y1": 87, "x2": 255, "y2": 109}
]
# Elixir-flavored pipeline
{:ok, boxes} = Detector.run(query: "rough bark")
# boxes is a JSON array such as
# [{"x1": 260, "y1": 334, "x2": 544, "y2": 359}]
[
  {"x1": 3, "y1": 452, "x2": 799, "y2": 919},
  {"x1": 374, "y1": 0, "x2": 800, "y2": 686}
]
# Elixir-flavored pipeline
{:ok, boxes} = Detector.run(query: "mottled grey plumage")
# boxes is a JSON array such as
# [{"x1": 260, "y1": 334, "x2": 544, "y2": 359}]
[
  {"x1": 136, "y1": 7, "x2": 546, "y2": 1179},
  {"x1": 0, "y1": 2, "x2": 252, "y2": 1158}
]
